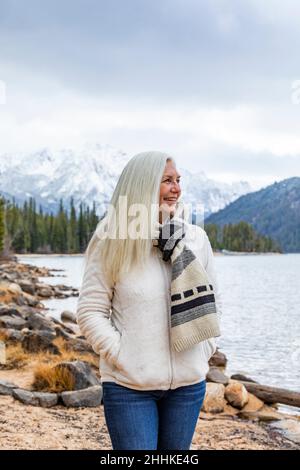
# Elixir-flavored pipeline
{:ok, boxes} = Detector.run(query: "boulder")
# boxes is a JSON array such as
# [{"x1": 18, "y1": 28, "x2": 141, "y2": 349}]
[
  {"x1": 22, "y1": 292, "x2": 42, "y2": 307},
  {"x1": 61, "y1": 385, "x2": 102, "y2": 407},
  {"x1": 53, "y1": 360, "x2": 100, "y2": 390},
  {"x1": 225, "y1": 382, "x2": 249, "y2": 409},
  {"x1": 12, "y1": 388, "x2": 58, "y2": 407},
  {"x1": 0, "y1": 328, "x2": 22, "y2": 342},
  {"x1": 64, "y1": 338, "x2": 94, "y2": 354},
  {"x1": 21, "y1": 330, "x2": 60, "y2": 355},
  {"x1": 209, "y1": 349, "x2": 227, "y2": 368},
  {"x1": 33, "y1": 391, "x2": 59, "y2": 407},
  {"x1": 18, "y1": 280, "x2": 36, "y2": 296},
  {"x1": 51, "y1": 317, "x2": 77, "y2": 335},
  {"x1": 7, "y1": 282, "x2": 23, "y2": 295},
  {"x1": 0, "y1": 315, "x2": 27, "y2": 330},
  {"x1": 60, "y1": 322, "x2": 80, "y2": 335},
  {"x1": 238, "y1": 405, "x2": 283, "y2": 422},
  {"x1": 61, "y1": 310, "x2": 77, "y2": 324},
  {"x1": 27, "y1": 312, "x2": 56, "y2": 333},
  {"x1": 240, "y1": 393, "x2": 264, "y2": 412},
  {"x1": 202, "y1": 383, "x2": 226, "y2": 413},
  {"x1": 0, "y1": 379, "x2": 17, "y2": 396},
  {"x1": 0, "y1": 305, "x2": 24, "y2": 318},
  {"x1": 206, "y1": 367, "x2": 230, "y2": 385},
  {"x1": 54, "y1": 325, "x2": 74, "y2": 340},
  {"x1": 38, "y1": 287, "x2": 54, "y2": 298}
]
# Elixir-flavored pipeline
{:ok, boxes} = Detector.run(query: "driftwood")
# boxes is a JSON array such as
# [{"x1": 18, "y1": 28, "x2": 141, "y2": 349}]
[{"x1": 240, "y1": 381, "x2": 300, "y2": 408}]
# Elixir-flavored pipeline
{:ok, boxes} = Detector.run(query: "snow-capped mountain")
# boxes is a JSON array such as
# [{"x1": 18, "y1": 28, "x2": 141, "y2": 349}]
[
  {"x1": 178, "y1": 168, "x2": 252, "y2": 218},
  {"x1": 0, "y1": 144, "x2": 252, "y2": 217}
]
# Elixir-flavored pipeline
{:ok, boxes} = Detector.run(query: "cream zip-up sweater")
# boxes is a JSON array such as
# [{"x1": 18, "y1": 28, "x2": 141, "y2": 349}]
[{"x1": 76, "y1": 223, "x2": 222, "y2": 391}]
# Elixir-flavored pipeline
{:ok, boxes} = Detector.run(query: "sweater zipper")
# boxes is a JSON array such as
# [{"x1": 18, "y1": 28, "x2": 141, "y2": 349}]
[{"x1": 161, "y1": 259, "x2": 174, "y2": 389}]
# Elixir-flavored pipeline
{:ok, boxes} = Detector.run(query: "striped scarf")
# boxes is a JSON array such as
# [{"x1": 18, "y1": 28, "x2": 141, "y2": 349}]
[{"x1": 153, "y1": 210, "x2": 221, "y2": 353}]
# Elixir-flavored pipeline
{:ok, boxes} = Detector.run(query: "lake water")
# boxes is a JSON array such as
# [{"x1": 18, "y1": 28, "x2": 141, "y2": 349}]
[{"x1": 18, "y1": 253, "x2": 300, "y2": 412}]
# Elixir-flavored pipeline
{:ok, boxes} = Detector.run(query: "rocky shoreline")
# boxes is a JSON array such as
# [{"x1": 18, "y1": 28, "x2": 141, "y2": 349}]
[{"x1": 0, "y1": 257, "x2": 299, "y2": 450}]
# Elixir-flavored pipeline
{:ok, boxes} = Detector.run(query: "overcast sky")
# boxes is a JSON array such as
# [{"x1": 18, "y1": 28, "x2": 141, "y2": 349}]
[{"x1": 0, "y1": 0, "x2": 300, "y2": 189}]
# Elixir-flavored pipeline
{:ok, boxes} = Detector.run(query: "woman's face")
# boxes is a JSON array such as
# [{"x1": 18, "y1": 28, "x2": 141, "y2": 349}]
[{"x1": 159, "y1": 160, "x2": 181, "y2": 222}]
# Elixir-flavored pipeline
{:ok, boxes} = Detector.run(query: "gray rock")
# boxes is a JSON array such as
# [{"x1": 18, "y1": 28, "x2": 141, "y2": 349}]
[
  {"x1": 21, "y1": 330, "x2": 60, "y2": 355},
  {"x1": 61, "y1": 385, "x2": 102, "y2": 407},
  {"x1": 1, "y1": 328, "x2": 22, "y2": 342},
  {"x1": 35, "y1": 284, "x2": 53, "y2": 298},
  {"x1": 27, "y1": 312, "x2": 56, "y2": 333},
  {"x1": 54, "y1": 360, "x2": 100, "y2": 390},
  {"x1": 7, "y1": 282, "x2": 23, "y2": 295},
  {"x1": 12, "y1": 388, "x2": 39, "y2": 406},
  {"x1": 12, "y1": 388, "x2": 58, "y2": 407},
  {"x1": 65, "y1": 338, "x2": 94, "y2": 354},
  {"x1": 206, "y1": 367, "x2": 230, "y2": 385},
  {"x1": 51, "y1": 317, "x2": 77, "y2": 335},
  {"x1": 18, "y1": 280, "x2": 36, "y2": 296},
  {"x1": 0, "y1": 305, "x2": 23, "y2": 318},
  {"x1": 61, "y1": 310, "x2": 77, "y2": 324},
  {"x1": 32, "y1": 392, "x2": 58, "y2": 407},
  {"x1": 61, "y1": 322, "x2": 80, "y2": 335},
  {"x1": 54, "y1": 325, "x2": 73, "y2": 340},
  {"x1": 0, "y1": 379, "x2": 18, "y2": 396},
  {"x1": 0, "y1": 315, "x2": 27, "y2": 330},
  {"x1": 22, "y1": 293, "x2": 40, "y2": 307},
  {"x1": 18, "y1": 305, "x2": 42, "y2": 320},
  {"x1": 209, "y1": 349, "x2": 227, "y2": 368}
]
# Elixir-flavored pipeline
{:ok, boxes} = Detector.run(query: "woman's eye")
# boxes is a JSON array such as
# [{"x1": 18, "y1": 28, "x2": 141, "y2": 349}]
[{"x1": 162, "y1": 178, "x2": 181, "y2": 184}]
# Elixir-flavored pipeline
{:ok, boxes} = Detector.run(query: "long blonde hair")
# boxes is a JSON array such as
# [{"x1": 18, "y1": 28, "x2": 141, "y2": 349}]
[{"x1": 85, "y1": 151, "x2": 176, "y2": 283}]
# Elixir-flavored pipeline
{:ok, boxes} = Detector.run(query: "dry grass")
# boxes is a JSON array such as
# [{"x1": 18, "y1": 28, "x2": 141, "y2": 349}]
[
  {"x1": 0, "y1": 330, "x2": 9, "y2": 342},
  {"x1": 31, "y1": 338, "x2": 99, "y2": 392},
  {"x1": 0, "y1": 334, "x2": 99, "y2": 392},
  {"x1": 0, "y1": 335, "x2": 98, "y2": 371},
  {"x1": 32, "y1": 363, "x2": 75, "y2": 392},
  {"x1": 2, "y1": 343, "x2": 29, "y2": 369}
]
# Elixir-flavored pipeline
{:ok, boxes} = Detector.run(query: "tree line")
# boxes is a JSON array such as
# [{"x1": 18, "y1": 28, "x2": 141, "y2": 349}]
[
  {"x1": 0, "y1": 196, "x2": 98, "y2": 255},
  {"x1": 0, "y1": 196, "x2": 281, "y2": 255},
  {"x1": 205, "y1": 221, "x2": 281, "y2": 253}
]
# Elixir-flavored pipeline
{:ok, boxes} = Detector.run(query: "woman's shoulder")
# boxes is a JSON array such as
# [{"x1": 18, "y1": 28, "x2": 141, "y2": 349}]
[
  {"x1": 184, "y1": 223, "x2": 211, "y2": 263},
  {"x1": 185, "y1": 222, "x2": 207, "y2": 242}
]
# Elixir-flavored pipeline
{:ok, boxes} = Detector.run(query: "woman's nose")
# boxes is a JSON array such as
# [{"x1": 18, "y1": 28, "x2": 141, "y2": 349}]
[{"x1": 171, "y1": 181, "x2": 181, "y2": 192}]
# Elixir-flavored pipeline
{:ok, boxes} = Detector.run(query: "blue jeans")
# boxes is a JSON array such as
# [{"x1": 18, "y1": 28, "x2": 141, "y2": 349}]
[{"x1": 102, "y1": 380, "x2": 206, "y2": 450}]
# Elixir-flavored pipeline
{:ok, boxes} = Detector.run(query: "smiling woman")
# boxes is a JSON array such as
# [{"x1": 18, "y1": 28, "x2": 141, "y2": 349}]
[
  {"x1": 76, "y1": 150, "x2": 222, "y2": 450},
  {"x1": 159, "y1": 160, "x2": 182, "y2": 223}
]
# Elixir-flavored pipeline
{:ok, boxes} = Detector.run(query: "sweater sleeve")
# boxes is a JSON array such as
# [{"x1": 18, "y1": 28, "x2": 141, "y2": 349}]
[{"x1": 76, "y1": 242, "x2": 121, "y2": 365}]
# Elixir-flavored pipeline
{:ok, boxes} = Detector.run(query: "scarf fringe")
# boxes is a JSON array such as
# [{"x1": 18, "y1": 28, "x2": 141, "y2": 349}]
[{"x1": 171, "y1": 320, "x2": 221, "y2": 353}]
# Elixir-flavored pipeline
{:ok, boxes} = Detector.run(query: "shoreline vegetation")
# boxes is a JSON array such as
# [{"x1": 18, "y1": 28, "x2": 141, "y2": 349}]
[
  {"x1": 0, "y1": 195, "x2": 283, "y2": 257},
  {"x1": 0, "y1": 256, "x2": 299, "y2": 450}
]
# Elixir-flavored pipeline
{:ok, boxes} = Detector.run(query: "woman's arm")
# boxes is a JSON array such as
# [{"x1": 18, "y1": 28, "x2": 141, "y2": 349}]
[{"x1": 76, "y1": 241, "x2": 121, "y2": 365}]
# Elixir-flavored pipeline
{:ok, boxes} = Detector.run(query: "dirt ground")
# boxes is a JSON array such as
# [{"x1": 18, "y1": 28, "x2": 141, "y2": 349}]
[{"x1": 1, "y1": 393, "x2": 299, "y2": 450}]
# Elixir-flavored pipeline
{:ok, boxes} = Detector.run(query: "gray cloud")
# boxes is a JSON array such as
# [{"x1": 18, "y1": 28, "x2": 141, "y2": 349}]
[
  {"x1": 1, "y1": 0, "x2": 299, "y2": 104},
  {"x1": 0, "y1": 0, "x2": 299, "y2": 189}
]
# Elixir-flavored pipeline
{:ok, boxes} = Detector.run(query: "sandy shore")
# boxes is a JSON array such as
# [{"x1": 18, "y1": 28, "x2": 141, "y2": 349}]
[
  {"x1": 0, "y1": 368, "x2": 299, "y2": 451},
  {"x1": 0, "y1": 392, "x2": 298, "y2": 450}
]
